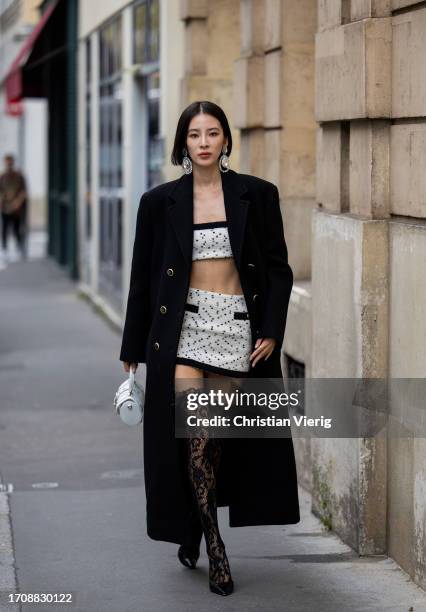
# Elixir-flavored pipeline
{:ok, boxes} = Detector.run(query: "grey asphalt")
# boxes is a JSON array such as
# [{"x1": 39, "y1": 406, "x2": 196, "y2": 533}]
[{"x1": 0, "y1": 241, "x2": 425, "y2": 612}]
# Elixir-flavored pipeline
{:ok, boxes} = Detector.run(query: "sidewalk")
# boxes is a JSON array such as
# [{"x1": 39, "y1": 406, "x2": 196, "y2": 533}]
[
  {"x1": 0, "y1": 230, "x2": 47, "y2": 270},
  {"x1": 0, "y1": 243, "x2": 425, "y2": 611}
]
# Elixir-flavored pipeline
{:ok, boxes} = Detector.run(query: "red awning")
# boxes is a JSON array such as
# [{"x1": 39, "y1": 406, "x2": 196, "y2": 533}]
[{"x1": 4, "y1": 0, "x2": 59, "y2": 116}]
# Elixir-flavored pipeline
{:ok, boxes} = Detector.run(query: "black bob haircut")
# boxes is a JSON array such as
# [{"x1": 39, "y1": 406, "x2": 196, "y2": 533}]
[{"x1": 171, "y1": 100, "x2": 233, "y2": 166}]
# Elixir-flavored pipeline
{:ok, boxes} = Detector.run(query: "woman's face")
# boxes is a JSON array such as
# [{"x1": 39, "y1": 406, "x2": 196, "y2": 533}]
[{"x1": 185, "y1": 113, "x2": 228, "y2": 170}]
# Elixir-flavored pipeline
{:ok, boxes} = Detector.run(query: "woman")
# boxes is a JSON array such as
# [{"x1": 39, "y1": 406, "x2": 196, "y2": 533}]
[{"x1": 120, "y1": 101, "x2": 300, "y2": 596}]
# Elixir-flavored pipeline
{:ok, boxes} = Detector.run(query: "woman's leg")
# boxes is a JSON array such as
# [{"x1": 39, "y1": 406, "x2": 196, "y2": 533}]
[
  {"x1": 11, "y1": 211, "x2": 23, "y2": 254},
  {"x1": 175, "y1": 364, "x2": 204, "y2": 554},
  {"x1": 187, "y1": 369, "x2": 233, "y2": 585},
  {"x1": 1, "y1": 213, "x2": 10, "y2": 251}
]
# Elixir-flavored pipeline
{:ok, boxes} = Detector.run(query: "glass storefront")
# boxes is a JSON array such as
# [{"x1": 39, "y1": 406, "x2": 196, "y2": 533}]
[{"x1": 82, "y1": 1, "x2": 163, "y2": 312}]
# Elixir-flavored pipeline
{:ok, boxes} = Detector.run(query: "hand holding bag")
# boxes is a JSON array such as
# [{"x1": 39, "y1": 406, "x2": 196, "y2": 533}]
[{"x1": 113, "y1": 366, "x2": 144, "y2": 426}]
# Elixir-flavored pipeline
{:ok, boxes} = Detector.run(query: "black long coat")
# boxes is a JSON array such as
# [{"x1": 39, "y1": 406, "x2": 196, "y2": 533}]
[{"x1": 119, "y1": 168, "x2": 300, "y2": 545}]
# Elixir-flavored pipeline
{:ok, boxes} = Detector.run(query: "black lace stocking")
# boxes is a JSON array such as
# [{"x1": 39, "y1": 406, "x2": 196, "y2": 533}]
[
  {"x1": 187, "y1": 435, "x2": 231, "y2": 585},
  {"x1": 175, "y1": 387, "x2": 204, "y2": 552},
  {"x1": 188, "y1": 390, "x2": 231, "y2": 583},
  {"x1": 184, "y1": 436, "x2": 222, "y2": 551},
  {"x1": 175, "y1": 385, "x2": 232, "y2": 584}
]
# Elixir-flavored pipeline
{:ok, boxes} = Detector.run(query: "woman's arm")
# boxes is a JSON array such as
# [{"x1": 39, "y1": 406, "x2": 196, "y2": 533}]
[
  {"x1": 257, "y1": 183, "x2": 293, "y2": 348},
  {"x1": 119, "y1": 192, "x2": 154, "y2": 364}
]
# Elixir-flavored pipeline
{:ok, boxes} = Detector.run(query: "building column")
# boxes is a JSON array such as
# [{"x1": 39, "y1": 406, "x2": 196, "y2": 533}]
[{"x1": 314, "y1": 2, "x2": 392, "y2": 554}]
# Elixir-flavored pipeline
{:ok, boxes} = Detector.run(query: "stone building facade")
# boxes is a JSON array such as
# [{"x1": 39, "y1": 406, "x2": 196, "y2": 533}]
[{"x1": 176, "y1": 0, "x2": 426, "y2": 591}]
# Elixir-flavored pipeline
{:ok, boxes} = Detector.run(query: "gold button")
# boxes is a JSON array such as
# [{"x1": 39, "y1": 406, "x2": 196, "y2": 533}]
[
  {"x1": 252, "y1": 294, "x2": 259, "y2": 302},
  {"x1": 160, "y1": 305, "x2": 167, "y2": 314},
  {"x1": 154, "y1": 341, "x2": 160, "y2": 350},
  {"x1": 166, "y1": 268, "x2": 174, "y2": 276}
]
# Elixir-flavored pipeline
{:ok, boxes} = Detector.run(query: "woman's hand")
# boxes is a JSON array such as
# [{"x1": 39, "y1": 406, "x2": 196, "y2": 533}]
[
  {"x1": 249, "y1": 338, "x2": 276, "y2": 368},
  {"x1": 123, "y1": 361, "x2": 138, "y2": 373}
]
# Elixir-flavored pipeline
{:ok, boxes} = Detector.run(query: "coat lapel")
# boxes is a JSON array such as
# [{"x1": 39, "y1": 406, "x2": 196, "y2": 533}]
[{"x1": 166, "y1": 169, "x2": 250, "y2": 270}]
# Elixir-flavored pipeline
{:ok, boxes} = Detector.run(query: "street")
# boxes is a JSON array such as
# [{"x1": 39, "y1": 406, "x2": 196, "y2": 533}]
[{"x1": 0, "y1": 238, "x2": 425, "y2": 612}]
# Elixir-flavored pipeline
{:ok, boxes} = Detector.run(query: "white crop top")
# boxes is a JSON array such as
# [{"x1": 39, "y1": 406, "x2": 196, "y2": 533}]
[{"x1": 192, "y1": 220, "x2": 233, "y2": 261}]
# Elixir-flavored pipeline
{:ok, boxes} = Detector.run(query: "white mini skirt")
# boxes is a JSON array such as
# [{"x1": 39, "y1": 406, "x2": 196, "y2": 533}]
[{"x1": 176, "y1": 286, "x2": 253, "y2": 377}]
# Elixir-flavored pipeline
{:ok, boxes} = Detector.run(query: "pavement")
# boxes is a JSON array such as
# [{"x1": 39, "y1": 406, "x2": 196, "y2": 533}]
[{"x1": 0, "y1": 232, "x2": 425, "y2": 612}]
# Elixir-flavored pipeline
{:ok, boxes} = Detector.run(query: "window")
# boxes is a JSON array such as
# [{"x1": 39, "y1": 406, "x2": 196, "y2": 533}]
[
  {"x1": 134, "y1": 0, "x2": 159, "y2": 64},
  {"x1": 98, "y1": 15, "x2": 123, "y2": 309}
]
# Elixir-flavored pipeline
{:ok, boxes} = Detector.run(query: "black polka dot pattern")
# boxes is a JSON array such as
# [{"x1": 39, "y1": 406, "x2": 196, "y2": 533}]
[
  {"x1": 192, "y1": 222, "x2": 233, "y2": 261},
  {"x1": 176, "y1": 287, "x2": 252, "y2": 373}
]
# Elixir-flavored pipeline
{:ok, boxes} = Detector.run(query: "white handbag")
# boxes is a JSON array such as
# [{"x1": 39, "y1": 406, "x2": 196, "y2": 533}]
[{"x1": 113, "y1": 366, "x2": 144, "y2": 426}]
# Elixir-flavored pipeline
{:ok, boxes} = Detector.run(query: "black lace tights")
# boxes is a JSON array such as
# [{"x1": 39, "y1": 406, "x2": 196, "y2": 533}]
[
  {"x1": 176, "y1": 386, "x2": 232, "y2": 585},
  {"x1": 187, "y1": 435, "x2": 232, "y2": 585}
]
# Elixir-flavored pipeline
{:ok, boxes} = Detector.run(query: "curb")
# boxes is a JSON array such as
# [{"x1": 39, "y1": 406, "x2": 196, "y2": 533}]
[
  {"x1": 0, "y1": 479, "x2": 19, "y2": 611},
  {"x1": 76, "y1": 282, "x2": 122, "y2": 334}
]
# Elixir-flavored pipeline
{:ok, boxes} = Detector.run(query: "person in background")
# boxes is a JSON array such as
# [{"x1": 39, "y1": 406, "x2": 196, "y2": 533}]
[{"x1": 0, "y1": 153, "x2": 28, "y2": 261}]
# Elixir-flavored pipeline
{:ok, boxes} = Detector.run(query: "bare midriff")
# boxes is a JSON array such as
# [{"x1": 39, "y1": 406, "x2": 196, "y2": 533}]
[{"x1": 190, "y1": 257, "x2": 243, "y2": 295}]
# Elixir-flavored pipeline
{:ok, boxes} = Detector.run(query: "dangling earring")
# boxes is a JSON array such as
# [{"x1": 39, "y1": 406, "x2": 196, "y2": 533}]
[
  {"x1": 182, "y1": 148, "x2": 193, "y2": 174},
  {"x1": 219, "y1": 145, "x2": 230, "y2": 173}
]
